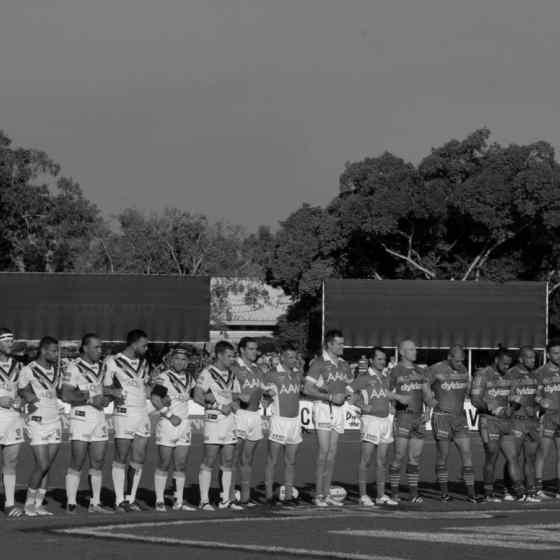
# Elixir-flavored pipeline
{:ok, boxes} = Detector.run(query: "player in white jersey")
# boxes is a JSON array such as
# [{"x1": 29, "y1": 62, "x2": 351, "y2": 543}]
[
  {"x1": 151, "y1": 347, "x2": 196, "y2": 512},
  {"x1": 193, "y1": 340, "x2": 242, "y2": 511},
  {"x1": 103, "y1": 330, "x2": 151, "y2": 512},
  {"x1": 0, "y1": 329, "x2": 25, "y2": 517},
  {"x1": 61, "y1": 334, "x2": 113, "y2": 514},
  {"x1": 18, "y1": 337, "x2": 62, "y2": 517}
]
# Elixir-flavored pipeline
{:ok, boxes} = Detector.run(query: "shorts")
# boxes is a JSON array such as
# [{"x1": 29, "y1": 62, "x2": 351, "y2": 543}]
[
  {"x1": 26, "y1": 417, "x2": 62, "y2": 446},
  {"x1": 234, "y1": 409, "x2": 263, "y2": 442},
  {"x1": 269, "y1": 415, "x2": 302, "y2": 446},
  {"x1": 511, "y1": 415, "x2": 540, "y2": 442},
  {"x1": 155, "y1": 417, "x2": 191, "y2": 447},
  {"x1": 360, "y1": 414, "x2": 393, "y2": 445},
  {"x1": 541, "y1": 411, "x2": 560, "y2": 439},
  {"x1": 478, "y1": 414, "x2": 513, "y2": 443},
  {"x1": 432, "y1": 411, "x2": 469, "y2": 441},
  {"x1": 203, "y1": 410, "x2": 237, "y2": 446},
  {"x1": 312, "y1": 401, "x2": 345, "y2": 434},
  {"x1": 69, "y1": 408, "x2": 109, "y2": 443},
  {"x1": 394, "y1": 411, "x2": 425, "y2": 440},
  {"x1": 112, "y1": 407, "x2": 151, "y2": 440},
  {"x1": 0, "y1": 414, "x2": 25, "y2": 446}
]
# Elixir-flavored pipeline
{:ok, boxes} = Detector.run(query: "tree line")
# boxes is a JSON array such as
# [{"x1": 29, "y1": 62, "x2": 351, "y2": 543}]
[{"x1": 2, "y1": 128, "x2": 560, "y2": 350}]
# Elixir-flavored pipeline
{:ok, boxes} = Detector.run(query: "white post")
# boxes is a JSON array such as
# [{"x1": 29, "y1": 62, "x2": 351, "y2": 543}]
[{"x1": 468, "y1": 348, "x2": 473, "y2": 379}]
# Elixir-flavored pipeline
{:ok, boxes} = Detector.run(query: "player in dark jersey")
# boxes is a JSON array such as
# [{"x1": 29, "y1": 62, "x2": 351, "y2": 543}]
[
  {"x1": 470, "y1": 348, "x2": 525, "y2": 502},
  {"x1": 535, "y1": 339, "x2": 560, "y2": 498},
  {"x1": 427, "y1": 345, "x2": 476, "y2": 502},
  {"x1": 504, "y1": 347, "x2": 540, "y2": 502},
  {"x1": 388, "y1": 340, "x2": 436, "y2": 503}
]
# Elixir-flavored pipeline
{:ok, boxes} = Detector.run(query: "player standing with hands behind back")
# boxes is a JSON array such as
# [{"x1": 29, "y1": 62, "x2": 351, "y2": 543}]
[{"x1": 304, "y1": 330, "x2": 353, "y2": 507}]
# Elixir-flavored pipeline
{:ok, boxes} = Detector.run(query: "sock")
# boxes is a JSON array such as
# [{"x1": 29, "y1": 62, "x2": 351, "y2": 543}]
[
  {"x1": 285, "y1": 460, "x2": 295, "y2": 502},
  {"x1": 389, "y1": 465, "x2": 400, "y2": 497},
  {"x1": 436, "y1": 466, "x2": 449, "y2": 495},
  {"x1": 513, "y1": 481, "x2": 524, "y2": 498},
  {"x1": 154, "y1": 469, "x2": 168, "y2": 504},
  {"x1": 112, "y1": 462, "x2": 125, "y2": 505},
  {"x1": 240, "y1": 464, "x2": 252, "y2": 503},
  {"x1": 462, "y1": 466, "x2": 475, "y2": 497},
  {"x1": 536, "y1": 478, "x2": 543, "y2": 492},
  {"x1": 25, "y1": 488, "x2": 37, "y2": 507},
  {"x1": 358, "y1": 464, "x2": 368, "y2": 497},
  {"x1": 198, "y1": 465, "x2": 212, "y2": 504},
  {"x1": 126, "y1": 462, "x2": 143, "y2": 503},
  {"x1": 3, "y1": 470, "x2": 16, "y2": 508},
  {"x1": 65, "y1": 468, "x2": 81, "y2": 506},
  {"x1": 484, "y1": 483, "x2": 494, "y2": 497},
  {"x1": 35, "y1": 488, "x2": 47, "y2": 507},
  {"x1": 173, "y1": 471, "x2": 186, "y2": 504},
  {"x1": 221, "y1": 468, "x2": 232, "y2": 503},
  {"x1": 88, "y1": 469, "x2": 102, "y2": 506},
  {"x1": 406, "y1": 464, "x2": 419, "y2": 499}
]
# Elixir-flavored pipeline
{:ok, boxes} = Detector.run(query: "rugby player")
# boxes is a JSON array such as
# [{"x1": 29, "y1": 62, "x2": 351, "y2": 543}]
[
  {"x1": 535, "y1": 339, "x2": 560, "y2": 498},
  {"x1": 193, "y1": 340, "x2": 242, "y2": 511},
  {"x1": 151, "y1": 347, "x2": 196, "y2": 512},
  {"x1": 470, "y1": 348, "x2": 525, "y2": 502},
  {"x1": 348, "y1": 347, "x2": 406, "y2": 506},
  {"x1": 427, "y1": 345, "x2": 477, "y2": 502},
  {"x1": 388, "y1": 340, "x2": 436, "y2": 503},
  {"x1": 103, "y1": 330, "x2": 151, "y2": 512},
  {"x1": 0, "y1": 329, "x2": 25, "y2": 517},
  {"x1": 62, "y1": 333, "x2": 113, "y2": 514},
  {"x1": 19, "y1": 337, "x2": 62, "y2": 516},
  {"x1": 230, "y1": 337, "x2": 264, "y2": 507},
  {"x1": 303, "y1": 329, "x2": 353, "y2": 507},
  {"x1": 262, "y1": 342, "x2": 302, "y2": 507},
  {"x1": 504, "y1": 347, "x2": 540, "y2": 502}
]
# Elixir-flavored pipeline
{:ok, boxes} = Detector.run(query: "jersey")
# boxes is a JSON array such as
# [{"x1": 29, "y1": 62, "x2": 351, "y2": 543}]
[
  {"x1": 0, "y1": 358, "x2": 22, "y2": 419},
  {"x1": 389, "y1": 363, "x2": 429, "y2": 415},
  {"x1": 231, "y1": 358, "x2": 264, "y2": 411},
  {"x1": 18, "y1": 361, "x2": 60, "y2": 423},
  {"x1": 63, "y1": 357, "x2": 104, "y2": 411},
  {"x1": 349, "y1": 368, "x2": 391, "y2": 418},
  {"x1": 262, "y1": 364, "x2": 301, "y2": 418},
  {"x1": 153, "y1": 369, "x2": 194, "y2": 418},
  {"x1": 196, "y1": 365, "x2": 240, "y2": 412},
  {"x1": 536, "y1": 362, "x2": 560, "y2": 412},
  {"x1": 103, "y1": 353, "x2": 150, "y2": 410},
  {"x1": 306, "y1": 352, "x2": 353, "y2": 397},
  {"x1": 506, "y1": 365, "x2": 538, "y2": 418},
  {"x1": 470, "y1": 366, "x2": 512, "y2": 416},
  {"x1": 427, "y1": 360, "x2": 469, "y2": 415}
]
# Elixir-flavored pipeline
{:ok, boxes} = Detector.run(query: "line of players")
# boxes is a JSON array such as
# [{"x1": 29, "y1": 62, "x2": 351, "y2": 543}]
[{"x1": 1, "y1": 326, "x2": 560, "y2": 518}]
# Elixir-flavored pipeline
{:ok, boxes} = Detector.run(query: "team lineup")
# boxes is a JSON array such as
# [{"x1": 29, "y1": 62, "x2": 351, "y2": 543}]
[{"x1": 0, "y1": 327, "x2": 559, "y2": 518}]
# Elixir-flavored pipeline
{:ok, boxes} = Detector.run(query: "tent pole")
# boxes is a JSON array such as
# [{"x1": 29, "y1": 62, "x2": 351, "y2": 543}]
[
  {"x1": 321, "y1": 280, "x2": 325, "y2": 344},
  {"x1": 468, "y1": 348, "x2": 472, "y2": 379}
]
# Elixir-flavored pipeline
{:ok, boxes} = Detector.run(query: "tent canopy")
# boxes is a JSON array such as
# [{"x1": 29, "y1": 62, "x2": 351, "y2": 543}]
[
  {"x1": 0, "y1": 273, "x2": 210, "y2": 342},
  {"x1": 324, "y1": 280, "x2": 547, "y2": 349}
]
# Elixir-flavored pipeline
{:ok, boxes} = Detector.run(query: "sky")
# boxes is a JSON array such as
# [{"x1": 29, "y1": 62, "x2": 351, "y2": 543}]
[{"x1": 2, "y1": 0, "x2": 560, "y2": 231}]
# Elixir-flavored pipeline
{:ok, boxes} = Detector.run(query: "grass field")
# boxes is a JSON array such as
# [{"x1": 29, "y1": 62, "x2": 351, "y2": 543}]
[{"x1": 5, "y1": 431, "x2": 560, "y2": 560}]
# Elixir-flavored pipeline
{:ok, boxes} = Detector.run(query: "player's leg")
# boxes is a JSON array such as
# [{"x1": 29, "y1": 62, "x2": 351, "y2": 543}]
[
  {"x1": 154, "y1": 445, "x2": 173, "y2": 510},
  {"x1": 264, "y1": 439, "x2": 283, "y2": 502},
  {"x1": 126, "y1": 435, "x2": 149, "y2": 508},
  {"x1": 218, "y1": 443, "x2": 240, "y2": 509},
  {"x1": 25, "y1": 444, "x2": 50, "y2": 516},
  {"x1": 324, "y1": 430, "x2": 341, "y2": 504},
  {"x1": 536, "y1": 436, "x2": 552, "y2": 497},
  {"x1": 376, "y1": 442, "x2": 395, "y2": 503},
  {"x1": 34, "y1": 442, "x2": 60, "y2": 515},
  {"x1": 112, "y1": 437, "x2": 132, "y2": 508},
  {"x1": 88, "y1": 440, "x2": 111, "y2": 511},
  {"x1": 172, "y1": 445, "x2": 194, "y2": 510},
  {"x1": 407, "y1": 436, "x2": 424, "y2": 502},
  {"x1": 435, "y1": 438, "x2": 450, "y2": 499},
  {"x1": 239, "y1": 439, "x2": 259, "y2": 504},
  {"x1": 65, "y1": 440, "x2": 89, "y2": 510},
  {"x1": 2, "y1": 444, "x2": 22, "y2": 516},
  {"x1": 358, "y1": 441, "x2": 375, "y2": 503},
  {"x1": 523, "y1": 437, "x2": 538, "y2": 499},
  {"x1": 199, "y1": 444, "x2": 219, "y2": 508},
  {"x1": 283, "y1": 443, "x2": 299, "y2": 503},
  {"x1": 389, "y1": 436, "x2": 408, "y2": 500},
  {"x1": 500, "y1": 435, "x2": 524, "y2": 499},
  {"x1": 454, "y1": 436, "x2": 476, "y2": 500},
  {"x1": 314, "y1": 428, "x2": 331, "y2": 504}
]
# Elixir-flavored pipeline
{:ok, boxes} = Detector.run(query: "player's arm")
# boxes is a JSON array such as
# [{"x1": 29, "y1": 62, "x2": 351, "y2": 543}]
[
  {"x1": 192, "y1": 370, "x2": 216, "y2": 408},
  {"x1": 469, "y1": 370, "x2": 489, "y2": 412},
  {"x1": 17, "y1": 369, "x2": 39, "y2": 413},
  {"x1": 303, "y1": 361, "x2": 345, "y2": 405},
  {"x1": 102, "y1": 359, "x2": 124, "y2": 403}
]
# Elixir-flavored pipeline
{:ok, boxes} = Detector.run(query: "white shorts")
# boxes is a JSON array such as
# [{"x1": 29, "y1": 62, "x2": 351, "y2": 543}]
[
  {"x1": 360, "y1": 414, "x2": 394, "y2": 445},
  {"x1": 0, "y1": 414, "x2": 25, "y2": 446},
  {"x1": 203, "y1": 411, "x2": 237, "y2": 446},
  {"x1": 112, "y1": 407, "x2": 151, "y2": 440},
  {"x1": 312, "y1": 401, "x2": 345, "y2": 434},
  {"x1": 235, "y1": 409, "x2": 263, "y2": 442},
  {"x1": 26, "y1": 417, "x2": 62, "y2": 446},
  {"x1": 156, "y1": 417, "x2": 191, "y2": 447},
  {"x1": 269, "y1": 415, "x2": 302, "y2": 446},
  {"x1": 69, "y1": 407, "x2": 109, "y2": 443}
]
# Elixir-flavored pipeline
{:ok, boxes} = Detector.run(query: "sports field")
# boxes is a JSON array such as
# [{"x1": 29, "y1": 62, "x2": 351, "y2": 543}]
[{"x1": 5, "y1": 431, "x2": 560, "y2": 560}]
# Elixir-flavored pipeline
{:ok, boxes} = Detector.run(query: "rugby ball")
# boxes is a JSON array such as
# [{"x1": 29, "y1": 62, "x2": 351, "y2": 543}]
[
  {"x1": 329, "y1": 486, "x2": 347, "y2": 501},
  {"x1": 277, "y1": 485, "x2": 300, "y2": 501}
]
